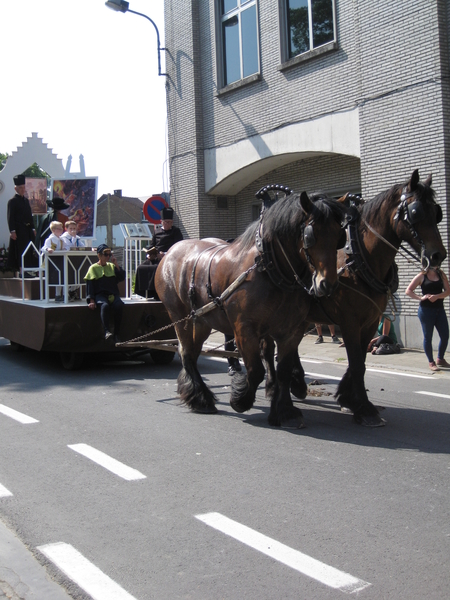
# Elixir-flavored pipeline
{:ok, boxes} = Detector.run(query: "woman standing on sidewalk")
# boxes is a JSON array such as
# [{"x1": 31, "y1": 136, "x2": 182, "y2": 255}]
[{"x1": 406, "y1": 267, "x2": 450, "y2": 371}]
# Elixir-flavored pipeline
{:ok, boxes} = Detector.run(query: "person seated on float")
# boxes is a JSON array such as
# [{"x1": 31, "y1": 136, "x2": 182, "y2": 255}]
[
  {"x1": 135, "y1": 206, "x2": 183, "y2": 299},
  {"x1": 367, "y1": 314, "x2": 400, "y2": 355},
  {"x1": 84, "y1": 244, "x2": 125, "y2": 342}
]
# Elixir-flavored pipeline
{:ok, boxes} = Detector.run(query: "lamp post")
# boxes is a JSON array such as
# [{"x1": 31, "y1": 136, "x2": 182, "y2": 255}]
[{"x1": 105, "y1": 0, "x2": 166, "y2": 77}]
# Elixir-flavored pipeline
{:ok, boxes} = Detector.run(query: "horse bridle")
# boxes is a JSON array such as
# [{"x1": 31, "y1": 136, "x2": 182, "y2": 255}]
[
  {"x1": 255, "y1": 218, "x2": 314, "y2": 293},
  {"x1": 254, "y1": 184, "x2": 347, "y2": 293},
  {"x1": 394, "y1": 186, "x2": 442, "y2": 239},
  {"x1": 392, "y1": 186, "x2": 443, "y2": 269}
]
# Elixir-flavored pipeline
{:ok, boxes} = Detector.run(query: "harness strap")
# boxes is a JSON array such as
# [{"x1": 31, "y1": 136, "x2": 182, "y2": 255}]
[
  {"x1": 345, "y1": 219, "x2": 398, "y2": 295},
  {"x1": 192, "y1": 263, "x2": 258, "y2": 318},
  {"x1": 189, "y1": 244, "x2": 221, "y2": 310},
  {"x1": 206, "y1": 245, "x2": 229, "y2": 299},
  {"x1": 255, "y1": 220, "x2": 312, "y2": 293}
]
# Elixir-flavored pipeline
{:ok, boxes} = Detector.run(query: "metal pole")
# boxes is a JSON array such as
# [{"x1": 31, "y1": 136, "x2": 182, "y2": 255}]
[{"x1": 127, "y1": 9, "x2": 166, "y2": 77}]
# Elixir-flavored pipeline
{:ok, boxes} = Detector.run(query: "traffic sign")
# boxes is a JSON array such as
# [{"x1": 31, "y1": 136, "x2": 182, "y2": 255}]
[{"x1": 143, "y1": 196, "x2": 169, "y2": 224}]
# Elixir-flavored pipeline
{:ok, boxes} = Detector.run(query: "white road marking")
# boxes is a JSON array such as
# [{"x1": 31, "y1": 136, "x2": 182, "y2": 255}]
[
  {"x1": 37, "y1": 542, "x2": 137, "y2": 600},
  {"x1": 196, "y1": 512, "x2": 371, "y2": 594},
  {"x1": 0, "y1": 483, "x2": 13, "y2": 498},
  {"x1": 416, "y1": 391, "x2": 450, "y2": 399},
  {"x1": 68, "y1": 444, "x2": 146, "y2": 481},
  {"x1": 0, "y1": 403, "x2": 39, "y2": 424},
  {"x1": 305, "y1": 371, "x2": 341, "y2": 381},
  {"x1": 366, "y1": 368, "x2": 432, "y2": 379},
  {"x1": 306, "y1": 369, "x2": 433, "y2": 381}
]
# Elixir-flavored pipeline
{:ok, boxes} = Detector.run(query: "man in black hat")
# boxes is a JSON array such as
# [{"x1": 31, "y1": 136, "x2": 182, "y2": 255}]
[
  {"x1": 35, "y1": 196, "x2": 70, "y2": 249},
  {"x1": 84, "y1": 244, "x2": 125, "y2": 342},
  {"x1": 135, "y1": 206, "x2": 183, "y2": 299},
  {"x1": 7, "y1": 174, "x2": 36, "y2": 275},
  {"x1": 151, "y1": 206, "x2": 183, "y2": 260}
]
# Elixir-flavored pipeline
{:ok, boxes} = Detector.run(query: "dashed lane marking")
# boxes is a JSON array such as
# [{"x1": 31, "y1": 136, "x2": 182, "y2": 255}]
[
  {"x1": 196, "y1": 512, "x2": 371, "y2": 594},
  {"x1": 68, "y1": 444, "x2": 146, "y2": 481},
  {"x1": 37, "y1": 542, "x2": 137, "y2": 600},
  {"x1": 0, "y1": 403, "x2": 39, "y2": 424},
  {"x1": 0, "y1": 483, "x2": 13, "y2": 498},
  {"x1": 416, "y1": 391, "x2": 450, "y2": 399},
  {"x1": 366, "y1": 368, "x2": 432, "y2": 379},
  {"x1": 306, "y1": 369, "x2": 433, "y2": 381},
  {"x1": 305, "y1": 371, "x2": 341, "y2": 381}
]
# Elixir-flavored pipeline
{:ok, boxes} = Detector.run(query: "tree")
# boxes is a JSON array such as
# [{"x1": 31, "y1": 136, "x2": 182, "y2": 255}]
[
  {"x1": 22, "y1": 162, "x2": 51, "y2": 180},
  {"x1": 0, "y1": 152, "x2": 9, "y2": 170}
]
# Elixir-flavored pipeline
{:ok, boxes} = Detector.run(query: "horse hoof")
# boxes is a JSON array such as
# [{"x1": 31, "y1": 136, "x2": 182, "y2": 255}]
[
  {"x1": 290, "y1": 383, "x2": 307, "y2": 400},
  {"x1": 192, "y1": 405, "x2": 218, "y2": 414},
  {"x1": 358, "y1": 414, "x2": 386, "y2": 427},
  {"x1": 230, "y1": 400, "x2": 248, "y2": 414},
  {"x1": 280, "y1": 417, "x2": 306, "y2": 429}
]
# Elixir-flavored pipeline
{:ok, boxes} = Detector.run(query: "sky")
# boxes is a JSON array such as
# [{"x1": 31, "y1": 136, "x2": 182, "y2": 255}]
[{"x1": 0, "y1": 0, "x2": 167, "y2": 200}]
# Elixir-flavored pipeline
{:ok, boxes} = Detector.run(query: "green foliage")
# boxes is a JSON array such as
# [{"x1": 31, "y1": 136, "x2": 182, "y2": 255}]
[
  {"x1": 0, "y1": 152, "x2": 9, "y2": 170},
  {"x1": 22, "y1": 162, "x2": 51, "y2": 181}
]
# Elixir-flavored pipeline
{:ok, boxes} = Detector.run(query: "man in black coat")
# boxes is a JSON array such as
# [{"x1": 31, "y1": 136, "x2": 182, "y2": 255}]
[
  {"x1": 135, "y1": 207, "x2": 183, "y2": 299},
  {"x1": 7, "y1": 174, "x2": 36, "y2": 274}
]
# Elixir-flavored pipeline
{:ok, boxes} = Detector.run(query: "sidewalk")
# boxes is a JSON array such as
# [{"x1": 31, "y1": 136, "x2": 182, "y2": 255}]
[
  {"x1": 207, "y1": 330, "x2": 446, "y2": 376},
  {"x1": 0, "y1": 519, "x2": 71, "y2": 599},
  {"x1": 298, "y1": 331, "x2": 434, "y2": 374}
]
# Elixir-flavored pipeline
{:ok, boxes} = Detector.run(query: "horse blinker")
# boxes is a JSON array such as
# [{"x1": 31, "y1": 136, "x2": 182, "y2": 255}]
[{"x1": 303, "y1": 224, "x2": 315, "y2": 249}]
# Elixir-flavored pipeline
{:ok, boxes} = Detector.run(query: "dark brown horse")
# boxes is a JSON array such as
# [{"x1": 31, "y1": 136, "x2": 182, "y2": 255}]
[
  {"x1": 263, "y1": 170, "x2": 446, "y2": 427},
  {"x1": 155, "y1": 191, "x2": 348, "y2": 428}
]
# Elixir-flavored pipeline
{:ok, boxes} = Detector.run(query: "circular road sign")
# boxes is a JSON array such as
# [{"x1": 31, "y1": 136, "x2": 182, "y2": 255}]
[{"x1": 143, "y1": 196, "x2": 169, "y2": 224}]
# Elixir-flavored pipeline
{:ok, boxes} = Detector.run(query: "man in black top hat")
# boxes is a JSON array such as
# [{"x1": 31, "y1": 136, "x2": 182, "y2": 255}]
[
  {"x1": 135, "y1": 206, "x2": 183, "y2": 299},
  {"x1": 7, "y1": 174, "x2": 36, "y2": 274},
  {"x1": 35, "y1": 196, "x2": 70, "y2": 249},
  {"x1": 151, "y1": 206, "x2": 183, "y2": 259}
]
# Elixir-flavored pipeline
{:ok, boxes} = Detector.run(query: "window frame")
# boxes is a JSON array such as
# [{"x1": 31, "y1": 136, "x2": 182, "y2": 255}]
[
  {"x1": 216, "y1": 0, "x2": 261, "y2": 93},
  {"x1": 278, "y1": 0, "x2": 338, "y2": 70}
]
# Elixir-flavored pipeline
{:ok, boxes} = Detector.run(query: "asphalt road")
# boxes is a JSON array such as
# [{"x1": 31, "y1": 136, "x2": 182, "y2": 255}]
[{"x1": 0, "y1": 338, "x2": 449, "y2": 599}]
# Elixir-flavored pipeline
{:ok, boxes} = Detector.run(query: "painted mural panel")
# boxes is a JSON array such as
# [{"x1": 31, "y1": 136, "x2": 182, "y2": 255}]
[{"x1": 51, "y1": 178, "x2": 98, "y2": 237}]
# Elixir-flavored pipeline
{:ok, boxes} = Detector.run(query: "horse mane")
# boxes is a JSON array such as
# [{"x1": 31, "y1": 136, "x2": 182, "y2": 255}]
[
  {"x1": 361, "y1": 177, "x2": 436, "y2": 223},
  {"x1": 233, "y1": 192, "x2": 346, "y2": 252}
]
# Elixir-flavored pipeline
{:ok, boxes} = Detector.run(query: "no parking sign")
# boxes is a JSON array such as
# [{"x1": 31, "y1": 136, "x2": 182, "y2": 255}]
[{"x1": 143, "y1": 195, "x2": 169, "y2": 224}]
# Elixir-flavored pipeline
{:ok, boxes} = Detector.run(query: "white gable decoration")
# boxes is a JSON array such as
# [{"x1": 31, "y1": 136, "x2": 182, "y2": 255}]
[{"x1": 0, "y1": 133, "x2": 66, "y2": 247}]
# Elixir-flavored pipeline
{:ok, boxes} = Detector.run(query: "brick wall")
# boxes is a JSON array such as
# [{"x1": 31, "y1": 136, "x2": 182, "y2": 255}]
[{"x1": 164, "y1": 0, "x2": 450, "y2": 349}]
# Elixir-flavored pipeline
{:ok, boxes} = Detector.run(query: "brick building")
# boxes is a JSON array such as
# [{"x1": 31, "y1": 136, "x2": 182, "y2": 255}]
[{"x1": 163, "y1": 0, "x2": 450, "y2": 348}]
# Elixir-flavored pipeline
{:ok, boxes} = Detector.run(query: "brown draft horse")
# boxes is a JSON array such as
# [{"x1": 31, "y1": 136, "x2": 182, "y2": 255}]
[
  {"x1": 263, "y1": 170, "x2": 446, "y2": 427},
  {"x1": 155, "y1": 191, "x2": 348, "y2": 428}
]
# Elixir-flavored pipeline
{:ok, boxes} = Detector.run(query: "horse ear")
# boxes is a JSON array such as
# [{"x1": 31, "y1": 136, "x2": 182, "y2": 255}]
[
  {"x1": 425, "y1": 173, "x2": 432, "y2": 187},
  {"x1": 299, "y1": 191, "x2": 312, "y2": 214},
  {"x1": 409, "y1": 169, "x2": 420, "y2": 191}
]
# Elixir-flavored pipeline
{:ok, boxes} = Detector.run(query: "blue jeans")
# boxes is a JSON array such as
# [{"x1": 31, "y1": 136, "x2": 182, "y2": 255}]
[{"x1": 418, "y1": 305, "x2": 449, "y2": 363}]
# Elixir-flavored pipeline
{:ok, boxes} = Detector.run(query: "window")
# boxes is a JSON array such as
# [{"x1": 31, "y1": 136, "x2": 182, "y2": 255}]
[
  {"x1": 286, "y1": 0, "x2": 335, "y2": 59},
  {"x1": 220, "y1": 0, "x2": 260, "y2": 87}
]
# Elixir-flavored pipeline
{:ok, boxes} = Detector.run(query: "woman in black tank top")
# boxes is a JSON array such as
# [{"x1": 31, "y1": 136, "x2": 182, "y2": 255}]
[{"x1": 406, "y1": 267, "x2": 450, "y2": 371}]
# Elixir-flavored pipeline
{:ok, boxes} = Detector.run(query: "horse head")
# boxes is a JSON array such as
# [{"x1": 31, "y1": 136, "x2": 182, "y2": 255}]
[
  {"x1": 299, "y1": 192, "x2": 347, "y2": 297},
  {"x1": 393, "y1": 169, "x2": 446, "y2": 268}
]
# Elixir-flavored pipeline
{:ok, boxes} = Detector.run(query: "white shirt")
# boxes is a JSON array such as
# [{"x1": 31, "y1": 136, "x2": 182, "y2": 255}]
[
  {"x1": 61, "y1": 232, "x2": 85, "y2": 248},
  {"x1": 41, "y1": 233, "x2": 69, "y2": 253}
]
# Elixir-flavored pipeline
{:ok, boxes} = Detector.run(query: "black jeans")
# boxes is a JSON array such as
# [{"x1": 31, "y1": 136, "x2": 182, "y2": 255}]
[{"x1": 95, "y1": 294, "x2": 124, "y2": 334}]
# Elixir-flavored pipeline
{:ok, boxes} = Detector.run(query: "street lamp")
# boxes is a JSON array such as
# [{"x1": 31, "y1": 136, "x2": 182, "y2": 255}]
[{"x1": 105, "y1": 0, "x2": 166, "y2": 77}]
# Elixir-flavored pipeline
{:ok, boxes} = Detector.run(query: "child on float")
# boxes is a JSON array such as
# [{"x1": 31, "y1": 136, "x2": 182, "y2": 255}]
[
  {"x1": 61, "y1": 220, "x2": 85, "y2": 301},
  {"x1": 41, "y1": 221, "x2": 69, "y2": 302}
]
